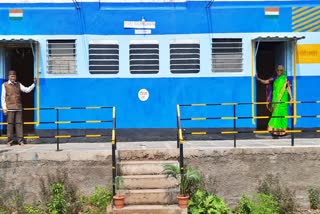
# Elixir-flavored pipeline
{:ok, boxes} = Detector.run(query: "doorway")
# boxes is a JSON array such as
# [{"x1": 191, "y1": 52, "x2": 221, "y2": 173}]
[
  {"x1": 255, "y1": 42, "x2": 286, "y2": 130},
  {"x1": 4, "y1": 46, "x2": 35, "y2": 133}
]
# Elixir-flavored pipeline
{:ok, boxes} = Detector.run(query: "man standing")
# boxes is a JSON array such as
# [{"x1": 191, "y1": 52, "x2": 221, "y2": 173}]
[{"x1": 1, "y1": 70, "x2": 37, "y2": 146}]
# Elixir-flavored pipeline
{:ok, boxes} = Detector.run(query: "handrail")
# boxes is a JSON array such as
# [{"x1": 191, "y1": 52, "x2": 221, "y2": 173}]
[
  {"x1": 179, "y1": 100, "x2": 320, "y2": 107},
  {"x1": 1, "y1": 105, "x2": 117, "y2": 195},
  {"x1": 1, "y1": 106, "x2": 115, "y2": 150},
  {"x1": 177, "y1": 100, "x2": 320, "y2": 185},
  {"x1": 112, "y1": 106, "x2": 117, "y2": 196}
]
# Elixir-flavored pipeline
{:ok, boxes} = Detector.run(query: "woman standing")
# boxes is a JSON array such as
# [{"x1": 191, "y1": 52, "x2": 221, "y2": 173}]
[{"x1": 256, "y1": 65, "x2": 293, "y2": 137}]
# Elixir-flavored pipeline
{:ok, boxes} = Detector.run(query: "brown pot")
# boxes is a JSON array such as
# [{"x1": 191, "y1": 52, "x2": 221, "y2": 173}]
[
  {"x1": 113, "y1": 194, "x2": 125, "y2": 209},
  {"x1": 177, "y1": 194, "x2": 189, "y2": 208}
]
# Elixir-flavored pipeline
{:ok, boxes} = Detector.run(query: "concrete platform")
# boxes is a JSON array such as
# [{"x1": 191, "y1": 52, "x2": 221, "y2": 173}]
[
  {"x1": 1, "y1": 137, "x2": 320, "y2": 209},
  {"x1": 110, "y1": 205, "x2": 187, "y2": 214},
  {"x1": 1, "y1": 137, "x2": 320, "y2": 155}
]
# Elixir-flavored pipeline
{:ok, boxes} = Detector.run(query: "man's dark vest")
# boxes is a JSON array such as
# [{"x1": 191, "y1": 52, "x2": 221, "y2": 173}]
[{"x1": 4, "y1": 82, "x2": 22, "y2": 110}]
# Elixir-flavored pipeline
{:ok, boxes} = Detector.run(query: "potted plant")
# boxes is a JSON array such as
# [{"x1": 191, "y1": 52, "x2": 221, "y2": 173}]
[
  {"x1": 113, "y1": 176, "x2": 125, "y2": 209},
  {"x1": 163, "y1": 163, "x2": 202, "y2": 208}
]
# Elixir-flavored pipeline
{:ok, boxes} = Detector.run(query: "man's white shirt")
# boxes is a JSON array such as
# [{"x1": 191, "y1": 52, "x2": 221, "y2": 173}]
[{"x1": 1, "y1": 80, "x2": 35, "y2": 111}]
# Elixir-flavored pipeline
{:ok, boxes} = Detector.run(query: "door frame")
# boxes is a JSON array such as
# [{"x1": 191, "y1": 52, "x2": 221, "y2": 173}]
[
  {"x1": 0, "y1": 40, "x2": 40, "y2": 132},
  {"x1": 251, "y1": 36, "x2": 305, "y2": 128}
]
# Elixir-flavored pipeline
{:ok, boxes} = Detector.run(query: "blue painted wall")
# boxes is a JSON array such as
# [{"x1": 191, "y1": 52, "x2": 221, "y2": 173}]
[
  {"x1": 37, "y1": 76, "x2": 320, "y2": 129},
  {"x1": 0, "y1": 1, "x2": 318, "y2": 35},
  {"x1": 0, "y1": 0, "x2": 319, "y2": 131}
]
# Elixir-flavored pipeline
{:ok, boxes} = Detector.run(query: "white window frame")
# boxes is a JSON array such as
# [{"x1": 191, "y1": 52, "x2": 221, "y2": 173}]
[
  {"x1": 170, "y1": 39, "x2": 200, "y2": 74},
  {"x1": 129, "y1": 40, "x2": 159, "y2": 74},
  {"x1": 212, "y1": 38, "x2": 243, "y2": 72},
  {"x1": 47, "y1": 39, "x2": 77, "y2": 74},
  {"x1": 88, "y1": 40, "x2": 119, "y2": 74}
]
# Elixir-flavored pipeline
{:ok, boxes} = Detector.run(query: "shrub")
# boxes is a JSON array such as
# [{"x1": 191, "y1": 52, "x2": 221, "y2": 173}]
[
  {"x1": 163, "y1": 164, "x2": 203, "y2": 196},
  {"x1": 188, "y1": 189, "x2": 230, "y2": 214},
  {"x1": 47, "y1": 183, "x2": 67, "y2": 214},
  {"x1": 24, "y1": 203, "x2": 44, "y2": 214},
  {"x1": 40, "y1": 170, "x2": 82, "y2": 213},
  {"x1": 308, "y1": 186, "x2": 320, "y2": 210},
  {"x1": 88, "y1": 186, "x2": 112, "y2": 210},
  {"x1": 234, "y1": 195, "x2": 252, "y2": 214},
  {"x1": 234, "y1": 193, "x2": 279, "y2": 214},
  {"x1": 257, "y1": 174, "x2": 297, "y2": 214}
]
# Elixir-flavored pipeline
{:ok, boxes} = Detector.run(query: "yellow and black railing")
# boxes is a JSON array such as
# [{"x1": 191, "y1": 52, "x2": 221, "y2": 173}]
[
  {"x1": 177, "y1": 101, "x2": 320, "y2": 176},
  {"x1": 1, "y1": 106, "x2": 116, "y2": 149},
  {"x1": 1, "y1": 105, "x2": 118, "y2": 195}
]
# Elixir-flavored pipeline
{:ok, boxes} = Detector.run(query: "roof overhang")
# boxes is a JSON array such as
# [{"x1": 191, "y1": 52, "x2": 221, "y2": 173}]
[
  {"x1": 0, "y1": 39, "x2": 38, "y2": 47},
  {"x1": 253, "y1": 36, "x2": 305, "y2": 42}
]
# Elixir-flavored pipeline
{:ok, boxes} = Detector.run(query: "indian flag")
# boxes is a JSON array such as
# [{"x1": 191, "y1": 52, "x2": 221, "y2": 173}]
[
  {"x1": 265, "y1": 7, "x2": 279, "y2": 16},
  {"x1": 9, "y1": 9, "x2": 23, "y2": 20}
]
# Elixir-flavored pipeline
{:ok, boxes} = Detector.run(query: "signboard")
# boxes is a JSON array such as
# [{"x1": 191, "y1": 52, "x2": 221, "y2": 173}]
[
  {"x1": 297, "y1": 44, "x2": 320, "y2": 64},
  {"x1": 124, "y1": 21, "x2": 156, "y2": 29},
  {"x1": 135, "y1": 29, "x2": 152, "y2": 35}
]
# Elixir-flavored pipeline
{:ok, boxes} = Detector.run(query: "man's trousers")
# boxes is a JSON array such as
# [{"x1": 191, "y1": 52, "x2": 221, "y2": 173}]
[{"x1": 7, "y1": 111, "x2": 23, "y2": 143}]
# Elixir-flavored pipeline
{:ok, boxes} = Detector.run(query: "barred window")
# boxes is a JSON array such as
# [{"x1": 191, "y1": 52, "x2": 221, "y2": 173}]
[
  {"x1": 89, "y1": 40, "x2": 119, "y2": 74},
  {"x1": 47, "y1": 40, "x2": 76, "y2": 74},
  {"x1": 212, "y1": 38, "x2": 243, "y2": 72},
  {"x1": 130, "y1": 40, "x2": 159, "y2": 74},
  {"x1": 170, "y1": 39, "x2": 200, "y2": 73}
]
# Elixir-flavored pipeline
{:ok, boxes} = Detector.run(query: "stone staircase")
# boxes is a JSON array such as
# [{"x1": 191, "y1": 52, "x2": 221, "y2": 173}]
[{"x1": 108, "y1": 149, "x2": 187, "y2": 214}]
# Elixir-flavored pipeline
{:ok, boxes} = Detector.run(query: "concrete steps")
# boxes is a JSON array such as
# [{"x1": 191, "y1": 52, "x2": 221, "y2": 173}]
[
  {"x1": 122, "y1": 188, "x2": 179, "y2": 205},
  {"x1": 112, "y1": 205, "x2": 187, "y2": 214},
  {"x1": 109, "y1": 149, "x2": 185, "y2": 213},
  {"x1": 122, "y1": 175, "x2": 178, "y2": 189},
  {"x1": 118, "y1": 160, "x2": 178, "y2": 175}
]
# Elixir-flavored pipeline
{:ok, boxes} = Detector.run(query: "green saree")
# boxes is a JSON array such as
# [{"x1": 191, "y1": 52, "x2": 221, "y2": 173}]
[{"x1": 268, "y1": 74, "x2": 289, "y2": 130}]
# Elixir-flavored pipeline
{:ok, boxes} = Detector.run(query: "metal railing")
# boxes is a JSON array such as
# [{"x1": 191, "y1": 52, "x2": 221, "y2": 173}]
[
  {"x1": 176, "y1": 100, "x2": 320, "y2": 180},
  {"x1": 1, "y1": 106, "x2": 117, "y2": 195}
]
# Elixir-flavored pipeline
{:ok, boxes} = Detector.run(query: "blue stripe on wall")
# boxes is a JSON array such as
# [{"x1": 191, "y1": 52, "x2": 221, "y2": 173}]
[
  {"x1": 0, "y1": 1, "x2": 313, "y2": 35},
  {"x1": 34, "y1": 76, "x2": 320, "y2": 130}
]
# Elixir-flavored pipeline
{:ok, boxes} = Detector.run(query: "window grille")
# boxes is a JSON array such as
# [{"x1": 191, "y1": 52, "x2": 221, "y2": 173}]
[
  {"x1": 212, "y1": 38, "x2": 243, "y2": 72},
  {"x1": 89, "y1": 40, "x2": 119, "y2": 74},
  {"x1": 47, "y1": 40, "x2": 76, "y2": 74},
  {"x1": 130, "y1": 40, "x2": 159, "y2": 74},
  {"x1": 170, "y1": 39, "x2": 200, "y2": 73}
]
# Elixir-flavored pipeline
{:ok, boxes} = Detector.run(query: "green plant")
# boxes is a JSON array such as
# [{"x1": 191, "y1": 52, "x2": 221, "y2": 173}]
[
  {"x1": 234, "y1": 195, "x2": 252, "y2": 214},
  {"x1": 47, "y1": 183, "x2": 67, "y2": 214},
  {"x1": 40, "y1": 170, "x2": 83, "y2": 213},
  {"x1": 89, "y1": 186, "x2": 112, "y2": 210},
  {"x1": 257, "y1": 174, "x2": 297, "y2": 214},
  {"x1": 114, "y1": 176, "x2": 124, "y2": 195},
  {"x1": 234, "y1": 193, "x2": 279, "y2": 214},
  {"x1": 24, "y1": 203, "x2": 44, "y2": 214},
  {"x1": 163, "y1": 164, "x2": 202, "y2": 196},
  {"x1": 308, "y1": 186, "x2": 320, "y2": 210},
  {"x1": 188, "y1": 189, "x2": 230, "y2": 214}
]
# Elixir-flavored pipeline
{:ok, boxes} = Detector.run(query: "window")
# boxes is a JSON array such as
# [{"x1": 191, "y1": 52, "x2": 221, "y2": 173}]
[
  {"x1": 47, "y1": 40, "x2": 76, "y2": 74},
  {"x1": 130, "y1": 40, "x2": 159, "y2": 74},
  {"x1": 170, "y1": 39, "x2": 200, "y2": 73},
  {"x1": 212, "y1": 38, "x2": 243, "y2": 72},
  {"x1": 89, "y1": 40, "x2": 119, "y2": 74}
]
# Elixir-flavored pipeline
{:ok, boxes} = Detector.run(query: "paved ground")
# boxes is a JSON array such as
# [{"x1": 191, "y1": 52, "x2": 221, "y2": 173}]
[{"x1": 0, "y1": 136, "x2": 320, "y2": 153}]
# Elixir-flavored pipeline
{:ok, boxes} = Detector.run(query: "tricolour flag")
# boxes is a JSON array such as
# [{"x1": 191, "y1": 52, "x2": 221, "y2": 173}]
[
  {"x1": 265, "y1": 7, "x2": 279, "y2": 16},
  {"x1": 9, "y1": 9, "x2": 23, "y2": 20}
]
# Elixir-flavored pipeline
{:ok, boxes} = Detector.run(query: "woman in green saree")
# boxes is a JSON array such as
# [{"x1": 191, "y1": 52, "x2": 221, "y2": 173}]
[{"x1": 256, "y1": 65, "x2": 293, "y2": 137}]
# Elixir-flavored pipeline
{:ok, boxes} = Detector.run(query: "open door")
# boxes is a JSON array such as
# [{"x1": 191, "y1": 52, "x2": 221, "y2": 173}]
[
  {"x1": 0, "y1": 40, "x2": 38, "y2": 135},
  {"x1": 252, "y1": 36, "x2": 304, "y2": 130}
]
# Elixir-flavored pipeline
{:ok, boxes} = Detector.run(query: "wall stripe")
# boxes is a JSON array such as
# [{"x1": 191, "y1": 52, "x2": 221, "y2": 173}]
[{"x1": 292, "y1": 6, "x2": 320, "y2": 32}]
